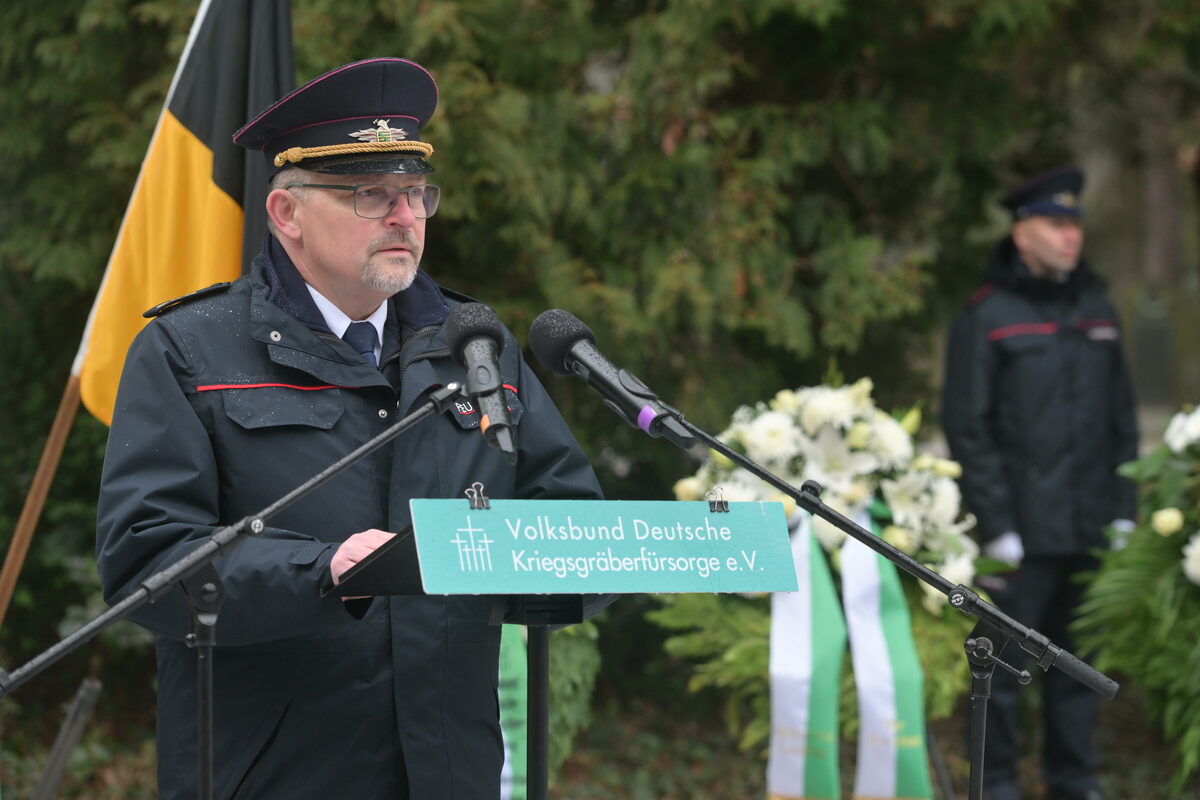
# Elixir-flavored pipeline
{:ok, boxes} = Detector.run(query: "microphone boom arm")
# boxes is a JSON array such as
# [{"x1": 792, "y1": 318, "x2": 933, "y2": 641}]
[{"x1": 672, "y1": 412, "x2": 1118, "y2": 700}]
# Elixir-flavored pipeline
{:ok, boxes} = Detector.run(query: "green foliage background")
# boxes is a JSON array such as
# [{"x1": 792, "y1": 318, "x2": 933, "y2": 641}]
[
  {"x1": 2, "y1": 0, "x2": 1200, "y2": 794},
  {"x1": 1077, "y1": 444, "x2": 1200, "y2": 793}
]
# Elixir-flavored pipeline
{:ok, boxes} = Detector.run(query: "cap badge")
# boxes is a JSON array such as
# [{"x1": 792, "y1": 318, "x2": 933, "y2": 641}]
[
  {"x1": 351, "y1": 119, "x2": 409, "y2": 144},
  {"x1": 1052, "y1": 192, "x2": 1078, "y2": 208}
]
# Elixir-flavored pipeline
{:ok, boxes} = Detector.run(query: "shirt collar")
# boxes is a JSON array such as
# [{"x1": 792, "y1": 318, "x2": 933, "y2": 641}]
[{"x1": 305, "y1": 283, "x2": 388, "y2": 346}]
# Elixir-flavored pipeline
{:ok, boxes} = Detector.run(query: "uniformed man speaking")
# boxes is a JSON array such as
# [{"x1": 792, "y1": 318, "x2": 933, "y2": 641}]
[
  {"x1": 941, "y1": 166, "x2": 1139, "y2": 800},
  {"x1": 96, "y1": 58, "x2": 604, "y2": 799}
]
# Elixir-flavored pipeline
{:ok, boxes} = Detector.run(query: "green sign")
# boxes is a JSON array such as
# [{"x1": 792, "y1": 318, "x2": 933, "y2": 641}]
[{"x1": 408, "y1": 499, "x2": 797, "y2": 594}]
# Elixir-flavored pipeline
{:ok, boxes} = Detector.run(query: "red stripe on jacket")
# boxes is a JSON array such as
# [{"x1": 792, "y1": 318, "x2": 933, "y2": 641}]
[
  {"x1": 196, "y1": 382, "x2": 346, "y2": 392},
  {"x1": 986, "y1": 322, "x2": 1059, "y2": 341}
]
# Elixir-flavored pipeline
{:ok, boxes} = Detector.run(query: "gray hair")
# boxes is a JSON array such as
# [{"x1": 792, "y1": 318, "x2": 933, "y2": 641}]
[{"x1": 266, "y1": 167, "x2": 314, "y2": 234}]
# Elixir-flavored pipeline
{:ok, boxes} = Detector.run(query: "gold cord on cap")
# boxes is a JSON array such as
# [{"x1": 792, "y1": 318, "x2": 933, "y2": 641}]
[{"x1": 273, "y1": 140, "x2": 435, "y2": 168}]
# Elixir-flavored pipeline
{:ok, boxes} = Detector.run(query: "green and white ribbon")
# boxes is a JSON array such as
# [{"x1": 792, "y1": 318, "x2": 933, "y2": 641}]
[
  {"x1": 499, "y1": 624, "x2": 528, "y2": 800},
  {"x1": 767, "y1": 514, "x2": 847, "y2": 799},
  {"x1": 840, "y1": 513, "x2": 932, "y2": 800},
  {"x1": 767, "y1": 512, "x2": 932, "y2": 799}
]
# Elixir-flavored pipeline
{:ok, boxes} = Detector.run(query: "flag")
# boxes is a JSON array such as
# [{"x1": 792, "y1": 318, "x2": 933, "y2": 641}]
[{"x1": 76, "y1": 0, "x2": 293, "y2": 425}]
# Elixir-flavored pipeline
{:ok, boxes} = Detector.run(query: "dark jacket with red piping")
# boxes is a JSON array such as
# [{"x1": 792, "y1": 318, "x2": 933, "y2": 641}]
[
  {"x1": 96, "y1": 235, "x2": 604, "y2": 800},
  {"x1": 940, "y1": 235, "x2": 1138, "y2": 556}
]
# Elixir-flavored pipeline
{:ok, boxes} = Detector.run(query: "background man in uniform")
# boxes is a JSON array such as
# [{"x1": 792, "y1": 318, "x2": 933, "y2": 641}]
[
  {"x1": 941, "y1": 165, "x2": 1139, "y2": 800},
  {"x1": 96, "y1": 58, "x2": 604, "y2": 799}
]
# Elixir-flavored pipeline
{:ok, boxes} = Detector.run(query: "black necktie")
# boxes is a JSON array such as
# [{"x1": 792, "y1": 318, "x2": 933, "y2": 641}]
[{"x1": 342, "y1": 321, "x2": 379, "y2": 367}]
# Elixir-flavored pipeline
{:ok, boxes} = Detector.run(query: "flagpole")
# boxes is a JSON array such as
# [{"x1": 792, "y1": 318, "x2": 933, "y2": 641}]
[
  {"x1": 0, "y1": 0, "x2": 228, "y2": 631},
  {"x1": 0, "y1": 374, "x2": 82, "y2": 628}
]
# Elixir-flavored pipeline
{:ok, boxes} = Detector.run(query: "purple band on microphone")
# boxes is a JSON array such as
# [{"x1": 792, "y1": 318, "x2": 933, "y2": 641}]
[{"x1": 637, "y1": 405, "x2": 658, "y2": 434}]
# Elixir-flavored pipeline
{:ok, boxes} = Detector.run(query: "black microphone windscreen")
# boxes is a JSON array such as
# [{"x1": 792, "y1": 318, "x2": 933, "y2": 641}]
[
  {"x1": 444, "y1": 303, "x2": 506, "y2": 365},
  {"x1": 528, "y1": 309, "x2": 595, "y2": 375}
]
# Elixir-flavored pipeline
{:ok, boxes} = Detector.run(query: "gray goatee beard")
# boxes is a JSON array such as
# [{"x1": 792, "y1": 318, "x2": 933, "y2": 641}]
[{"x1": 362, "y1": 231, "x2": 423, "y2": 294}]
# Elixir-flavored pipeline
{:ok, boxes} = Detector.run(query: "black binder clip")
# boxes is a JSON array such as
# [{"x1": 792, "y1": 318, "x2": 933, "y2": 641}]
[
  {"x1": 706, "y1": 487, "x2": 729, "y2": 513},
  {"x1": 465, "y1": 481, "x2": 490, "y2": 510}
]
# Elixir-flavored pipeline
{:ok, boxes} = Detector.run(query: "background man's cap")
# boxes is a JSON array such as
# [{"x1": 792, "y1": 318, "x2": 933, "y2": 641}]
[
  {"x1": 233, "y1": 58, "x2": 438, "y2": 176},
  {"x1": 1000, "y1": 165, "x2": 1084, "y2": 219}
]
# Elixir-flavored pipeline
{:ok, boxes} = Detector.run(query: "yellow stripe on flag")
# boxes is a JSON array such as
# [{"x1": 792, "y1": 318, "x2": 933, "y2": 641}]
[{"x1": 80, "y1": 110, "x2": 243, "y2": 425}]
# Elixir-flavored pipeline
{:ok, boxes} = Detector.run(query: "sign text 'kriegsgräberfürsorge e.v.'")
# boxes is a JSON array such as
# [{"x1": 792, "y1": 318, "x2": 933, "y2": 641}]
[{"x1": 409, "y1": 499, "x2": 797, "y2": 594}]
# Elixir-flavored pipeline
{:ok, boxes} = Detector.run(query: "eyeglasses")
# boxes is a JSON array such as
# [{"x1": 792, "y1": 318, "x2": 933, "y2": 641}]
[{"x1": 284, "y1": 182, "x2": 441, "y2": 220}]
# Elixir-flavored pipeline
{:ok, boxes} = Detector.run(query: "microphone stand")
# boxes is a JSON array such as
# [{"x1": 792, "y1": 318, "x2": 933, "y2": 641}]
[
  {"x1": 0, "y1": 383, "x2": 467, "y2": 800},
  {"x1": 670, "y1": 416, "x2": 1117, "y2": 800}
]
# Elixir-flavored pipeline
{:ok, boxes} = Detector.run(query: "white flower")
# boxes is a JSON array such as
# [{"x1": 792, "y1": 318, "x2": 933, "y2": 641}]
[
  {"x1": 800, "y1": 426, "x2": 881, "y2": 495},
  {"x1": 715, "y1": 406, "x2": 757, "y2": 454},
  {"x1": 1164, "y1": 411, "x2": 1190, "y2": 453},
  {"x1": 1151, "y1": 508, "x2": 1184, "y2": 537},
  {"x1": 708, "y1": 448, "x2": 735, "y2": 471},
  {"x1": 742, "y1": 410, "x2": 802, "y2": 466},
  {"x1": 796, "y1": 387, "x2": 858, "y2": 435},
  {"x1": 869, "y1": 411, "x2": 914, "y2": 469},
  {"x1": 673, "y1": 476, "x2": 706, "y2": 501},
  {"x1": 717, "y1": 468, "x2": 770, "y2": 503},
  {"x1": 845, "y1": 377, "x2": 876, "y2": 417},
  {"x1": 1182, "y1": 532, "x2": 1200, "y2": 586},
  {"x1": 1186, "y1": 409, "x2": 1200, "y2": 448},
  {"x1": 674, "y1": 380, "x2": 974, "y2": 580},
  {"x1": 932, "y1": 458, "x2": 962, "y2": 478},
  {"x1": 767, "y1": 491, "x2": 799, "y2": 520},
  {"x1": 923, "y1": 518, "x2": 979, "y2": 559},
  {"x1": 846, "y1": 421, "x2": 872, "y2": 450},
  {"x1": 920, "y1": 552, "x2": 976, "y2": 613},
  {"x1": 770, "y1": 389, "x2": 802, "y2": 414},
  {"x1": 920, "y1": 581, "x2": 946, "y2": 614},
  {"x1": 897, "y1": 406, "x2": 921, "y2": 435},
  {"x1": 1166, "y1": 407, "x2": 1200, "y2": 453},
  {"x1": 883, "y1": 524, "x2": 919, "y2": 554},
  {"x1": 940, "y1": 551, "x2": 976, "y2": 587},
  {"x1": 812, "y1": 514, "x2": 849, "y2": 551},
  {"x1": 952, "y1": 529, "x2": 980, "y2": 559},
  {"x1": 927, "y1": 476, "x2": 962, "y2": 528},
  {"x1": 912, "y1": 453, "x2": 936, "y2": 471},
  {"x1": 841, "y1": 480, "x2": 871, "y2": 507},
  {"x1": 806, "y1": 492, "x2": 863, "y2": 552},
  {"x1": 731, "y1": 405, "x2": 757, "y2": 427},
  {"x1": 880, "y1": 470, "x2": 932, "y2": 530}
]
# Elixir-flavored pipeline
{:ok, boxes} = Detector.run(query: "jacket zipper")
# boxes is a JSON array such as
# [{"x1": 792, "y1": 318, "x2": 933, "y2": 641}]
[{"x1": 390, "y1": 325, "x2": 448, "y2": 384}]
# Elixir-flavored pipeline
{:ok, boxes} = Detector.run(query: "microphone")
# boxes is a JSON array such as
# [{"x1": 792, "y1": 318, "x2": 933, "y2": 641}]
[
  {"x1": 444, "y1": 303, "x2": 518, "y2": 464},
  {"x1": 528, "y1": 309, "x2": 694, "y2": 450}
]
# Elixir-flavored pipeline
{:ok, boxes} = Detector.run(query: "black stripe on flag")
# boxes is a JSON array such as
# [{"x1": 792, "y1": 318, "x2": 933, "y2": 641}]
[{"x1": 167, "y1": 0, "x2": 294, "y2": 271}]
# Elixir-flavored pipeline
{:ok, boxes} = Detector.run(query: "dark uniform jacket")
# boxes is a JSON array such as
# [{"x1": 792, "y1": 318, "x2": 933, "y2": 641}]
[
  {"x1": 96, "y1": 236, "x2": 603, "y2": 800},
  {"x1": 941, "y1": 236, "x2": 1139, "y2": 557}
]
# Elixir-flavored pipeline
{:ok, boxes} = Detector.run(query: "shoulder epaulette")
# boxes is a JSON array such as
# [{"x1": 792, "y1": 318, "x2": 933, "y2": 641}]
[
  {"x1": 439, "y1": 285, "x2": 478, "y2": 305},
  {"x1": 968, "y1": 284, "x2": 995, "y2": 308},
  {"x1": 143, "y1": 282, "x2": 232, "y2": 318}
]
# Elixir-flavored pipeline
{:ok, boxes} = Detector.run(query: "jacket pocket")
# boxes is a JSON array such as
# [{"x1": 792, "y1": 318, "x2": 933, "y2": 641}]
[
  {"x1": 994, "y1": 331, "x2": 1052, "y2": 358},
  {"x1": 220, "y1": 386, "x2": 344, "y2": 430},
  {"x1": 222, "y1": 695, "x2": 291, "y2": 800}
]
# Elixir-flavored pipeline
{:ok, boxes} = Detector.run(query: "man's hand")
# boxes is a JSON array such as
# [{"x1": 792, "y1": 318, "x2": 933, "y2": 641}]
[
  {"x1": 984, "y1": 531, "x2": 1024, "y2": 567},
  {"x1": 331, "y1": 529, "x2": 397, "y2": 589}
]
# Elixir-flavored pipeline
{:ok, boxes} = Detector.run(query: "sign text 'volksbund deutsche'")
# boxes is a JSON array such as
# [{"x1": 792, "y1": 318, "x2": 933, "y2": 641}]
[{"x1": 408, "y1": 499, "x2": 797, "y2": 594}]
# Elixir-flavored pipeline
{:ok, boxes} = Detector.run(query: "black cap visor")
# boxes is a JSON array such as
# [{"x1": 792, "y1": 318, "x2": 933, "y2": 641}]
[{"x1": 303, "y1": 153, "x2": 435, "y2": 175}]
